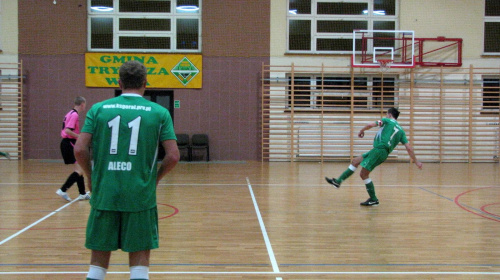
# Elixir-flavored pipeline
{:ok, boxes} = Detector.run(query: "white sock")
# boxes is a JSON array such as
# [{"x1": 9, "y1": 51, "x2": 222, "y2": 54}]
[
  {"x1": 87, "y1": 265, "x2": 107, "y2": 280},
  {"x1": 348, "y1": 164, "x2": 357, "y2": 171},
  {"x1": 364, "y1": 178, "x2": 372, "y2": 185},
  {"x1": 130, "y1": 266, "x2": 149, "y2": 279}
]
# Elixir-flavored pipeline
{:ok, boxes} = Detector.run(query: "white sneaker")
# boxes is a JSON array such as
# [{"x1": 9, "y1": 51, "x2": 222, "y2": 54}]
[
  {"x1": 56, "y1": 189, "x2": 71, "y2": 202},
  {"x1": 77, "y1": 192, "x2": 91, "y2": 201}
]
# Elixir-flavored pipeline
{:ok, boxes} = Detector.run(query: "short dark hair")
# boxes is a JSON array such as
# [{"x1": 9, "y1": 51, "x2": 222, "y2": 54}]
[
  {"x1": 119, "y1": 60, "x2": 147, "y2": 90},
  {"x1": 388, "y1": 107, "x2": 400, "y2": 119},
  {"x1": 74, "y1": 96, "x2": 86, "y2": 105}
]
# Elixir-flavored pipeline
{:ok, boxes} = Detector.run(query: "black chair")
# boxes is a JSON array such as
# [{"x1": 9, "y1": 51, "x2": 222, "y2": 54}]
[
  {"x1": 175, "y1": 133, "x2": 191, "y2": 161},
  {"x1": 190, "y1": 134, "x2": 209, "y2": 161}
]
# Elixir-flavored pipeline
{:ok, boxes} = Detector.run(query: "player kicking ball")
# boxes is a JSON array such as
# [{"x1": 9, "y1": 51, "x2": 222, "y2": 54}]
[{"x1": 325, "y1": 108, "x2": 423, "y2": 206}]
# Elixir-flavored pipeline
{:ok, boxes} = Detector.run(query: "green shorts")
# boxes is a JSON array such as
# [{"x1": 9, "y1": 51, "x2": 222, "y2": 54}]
[
  {"x1": 85, "y1": 207, "x2": 159, "y2": 252},
  {"x1": 360, "y1": 147, "x2": 389, "y2": 172}
]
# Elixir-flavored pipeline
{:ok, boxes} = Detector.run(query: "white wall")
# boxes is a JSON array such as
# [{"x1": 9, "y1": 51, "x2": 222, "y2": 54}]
[
  {"x1": 400, "y1": 0, "x2": 483, "y2": 59},
  {"x1": 0, "y1": 0, "x2": 18, "y2": 63}
]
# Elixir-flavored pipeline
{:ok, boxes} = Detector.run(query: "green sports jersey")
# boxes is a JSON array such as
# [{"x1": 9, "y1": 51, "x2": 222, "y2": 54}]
[
  {"x1": 373, "y1": 118, "x2": 408, "y2": 153},
  {"x1": 81, "y1": 94, "x2": 176, "y2": 212}
]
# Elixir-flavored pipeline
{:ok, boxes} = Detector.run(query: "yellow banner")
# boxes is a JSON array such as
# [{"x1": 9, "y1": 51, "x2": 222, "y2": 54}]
[{"x1": 85, "y1": 53, "x2": 202, "y2": 88}]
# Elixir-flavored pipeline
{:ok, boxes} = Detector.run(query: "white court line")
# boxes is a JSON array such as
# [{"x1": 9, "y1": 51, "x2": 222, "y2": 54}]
[
  {"x1": 0, "y1": 198, "x2": 78, "y2": 246},
  {"x1": 0, "y1": 271, "x2": 499, "y2": 275},
  {"x1": 246, "y1": 177, "x2": 280, "y2": 275}
]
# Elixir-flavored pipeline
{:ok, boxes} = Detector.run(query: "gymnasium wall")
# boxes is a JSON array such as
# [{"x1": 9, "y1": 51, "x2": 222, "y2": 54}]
[
  {"x1": 18, "y1": 0, "x2": 270, "y2": 160},
  {"x1": 270, "y1": 0, "x2": 496, "y2": 67},
  {"x1": 399, "y1": 0, "x2": 483, "y2": 59},
  {"x1": 264, "y1": 0, "x2": 500, "y2": 163}
]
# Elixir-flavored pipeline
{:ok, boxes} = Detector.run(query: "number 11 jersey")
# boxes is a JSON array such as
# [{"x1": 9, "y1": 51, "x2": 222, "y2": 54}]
[{"x1": 81, "y1": 93, "x2": 176, "y2": 212}]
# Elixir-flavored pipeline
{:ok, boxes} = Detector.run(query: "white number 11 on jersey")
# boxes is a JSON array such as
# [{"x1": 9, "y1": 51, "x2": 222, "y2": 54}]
[{"x1": 108, "y1": 115, "x2": 142, "y2": 155}]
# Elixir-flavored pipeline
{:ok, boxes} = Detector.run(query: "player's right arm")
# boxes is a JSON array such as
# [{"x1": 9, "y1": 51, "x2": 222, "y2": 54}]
[
  {"x1": 404, "y1": 142, "x2": 423, "y2": 169},
  {"x1": 74, "y1": 132, "x2": 94, "y2": 191}
]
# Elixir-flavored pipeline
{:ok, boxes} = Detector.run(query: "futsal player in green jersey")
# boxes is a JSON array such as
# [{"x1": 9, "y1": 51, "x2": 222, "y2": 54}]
[
  {"x1": 325, "y1": 108, "x2": 422, "y2": 206},
  {"x1": 75, "y1": 60, "x2": 180, "y2": 280}
]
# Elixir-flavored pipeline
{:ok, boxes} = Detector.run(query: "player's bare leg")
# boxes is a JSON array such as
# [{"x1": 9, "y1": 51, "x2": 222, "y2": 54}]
[
  {"x1": 87, "y1": 250, "x2": 111, "y2": 279},
  {"x1": 129, "y1": 250, "x2": 151, "y2": 279}
]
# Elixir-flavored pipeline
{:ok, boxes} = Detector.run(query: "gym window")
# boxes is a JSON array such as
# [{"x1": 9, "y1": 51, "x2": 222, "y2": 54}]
[
  {"x1": 484, "y1": 0, "x2": 500, "y2": 54},
  {"x1": 482, "y1": 77, "x2": 500, "y2": 112},
  {"x1": 287, "y1": 0, "x2": 398, "y2": 53},
  {"x1": 88, "y1": 0, "x2": 201, "y2": 52}
]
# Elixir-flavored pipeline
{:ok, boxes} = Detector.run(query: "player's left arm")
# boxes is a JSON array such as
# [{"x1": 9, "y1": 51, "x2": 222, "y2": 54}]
[
  {"x1": 404, "y1": 142, "x2": 423, "y2": 169},
  {"x1": 64, "y1": 128, "x2": 79, "y2": 139},
  {"x1": 358, "y1": 121, "x2": 379, "y2": 138},
  {"x1": 74, "y1": 132, "x2": 94, "y2": 191}
]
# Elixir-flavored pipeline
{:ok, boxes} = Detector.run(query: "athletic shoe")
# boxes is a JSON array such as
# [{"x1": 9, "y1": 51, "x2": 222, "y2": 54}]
[
  {"x1": 325, "y1": 177, "x2": 341, "y2": 188},
  {"x1": 360, "y1": 198, "x2": 379, "y2": 206},
  {"x1": 56, "y1": 189, "x2": 71, "y2": 202},
  {"x1": 0, "y1": 151, "x2": 11, "y2": 160},
  {"x1": 77, "y1": 193, "x2": 91, "y2": 201}
]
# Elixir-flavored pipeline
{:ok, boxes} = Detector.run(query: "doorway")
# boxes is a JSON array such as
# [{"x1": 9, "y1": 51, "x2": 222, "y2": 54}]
[{"x1": 115, "y1": 90, "x2": 174, "y2": 160}]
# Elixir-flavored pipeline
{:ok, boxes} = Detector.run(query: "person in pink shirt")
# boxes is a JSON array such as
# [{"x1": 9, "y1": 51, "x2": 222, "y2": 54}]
[{"x1": 56, "y1": 96, "x2": 90, "y2": 202}]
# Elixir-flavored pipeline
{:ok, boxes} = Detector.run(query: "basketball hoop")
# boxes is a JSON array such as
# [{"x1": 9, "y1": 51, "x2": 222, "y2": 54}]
[{"x1": 377, "y1": 59, "x2": 393, "y2": 72}]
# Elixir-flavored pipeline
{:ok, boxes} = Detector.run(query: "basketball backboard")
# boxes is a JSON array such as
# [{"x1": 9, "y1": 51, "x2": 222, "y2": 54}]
[{"x1": 351, "y1": 30, "x2": 415, "y2": 68}]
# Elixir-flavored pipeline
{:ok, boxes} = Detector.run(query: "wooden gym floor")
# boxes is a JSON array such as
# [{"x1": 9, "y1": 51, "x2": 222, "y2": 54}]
[{"x1": 0, "y1": 160, "x2": 499, "y2": 279}]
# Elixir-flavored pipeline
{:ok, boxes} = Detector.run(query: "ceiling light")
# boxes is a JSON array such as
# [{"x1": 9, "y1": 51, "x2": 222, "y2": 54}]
[
  {"x1": 91, "y1": 6, "x2": 114, "y2": 12},
  {"x1": 176, "y1": 6, "x2": 199, "y2": 12},
  {"x1": 363, "y1": 10, "x2": 386, "y2": 15}
]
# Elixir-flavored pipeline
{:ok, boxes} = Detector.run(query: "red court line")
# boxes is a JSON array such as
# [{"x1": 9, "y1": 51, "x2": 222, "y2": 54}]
[
  {"x1": 158, "y1": 203, "x2": 179, "y2": 219},
  {"x1": 454, "y1": 187, "x2": 500, "y2": 222},
  {"x1": 480, "y1": 203, "x2": 500, "y2": 218}
]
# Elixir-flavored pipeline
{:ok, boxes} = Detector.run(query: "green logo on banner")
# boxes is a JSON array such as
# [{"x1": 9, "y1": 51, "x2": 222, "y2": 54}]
[{"x1": 171, "y1": 57, "x2": 199, "y2": 86}]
